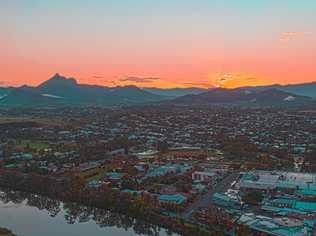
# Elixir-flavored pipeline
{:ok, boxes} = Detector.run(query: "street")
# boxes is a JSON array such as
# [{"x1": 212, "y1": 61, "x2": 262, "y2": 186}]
[{"x1": 181, "y1": 172, "x2": 239, "y2": 220}]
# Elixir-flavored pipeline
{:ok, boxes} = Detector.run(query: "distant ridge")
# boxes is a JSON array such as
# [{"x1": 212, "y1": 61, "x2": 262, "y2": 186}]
[
  {"x1": 0, "y1": 74, "x2": 315, "y2": 107},
  {"x1": 169, "y1": 87, "x2": 313, "y2": 107},
  {"x1": 143, "y1": 87, "x2": 207, "y2": 97},
  {"x1": 0, "y1": 73, "x2": 166, "y2": 107},
  {"x1": 239, "y1": 81, "x2": 316, "y2": 98}
]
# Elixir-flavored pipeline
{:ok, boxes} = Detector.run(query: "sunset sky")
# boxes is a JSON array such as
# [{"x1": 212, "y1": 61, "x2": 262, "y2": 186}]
[{"x1": 1, "y1": 1, "x2": 316, "y2": 88}]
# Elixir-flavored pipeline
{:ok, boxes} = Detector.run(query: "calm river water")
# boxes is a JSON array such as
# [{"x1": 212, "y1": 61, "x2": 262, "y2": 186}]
[{"x1": 0, "y1": 190, "x2": 175, "y2": 236}]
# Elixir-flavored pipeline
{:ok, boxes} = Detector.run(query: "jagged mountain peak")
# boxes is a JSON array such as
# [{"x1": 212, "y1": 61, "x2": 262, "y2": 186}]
[{"x1": 38, "y1": 73, "x2": 77, "y2": 89}]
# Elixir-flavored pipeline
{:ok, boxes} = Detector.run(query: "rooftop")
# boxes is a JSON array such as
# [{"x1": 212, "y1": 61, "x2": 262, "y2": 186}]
[{"x1": 239, "y1": 171, "x2": 316, "y2": 194}]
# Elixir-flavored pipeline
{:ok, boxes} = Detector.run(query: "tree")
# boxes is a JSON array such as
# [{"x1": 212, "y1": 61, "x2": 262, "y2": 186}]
[
  {"x1": 121, "y1": 175, "x2": 138, "y2": 190},
  {"x1": 175, "y1": 175, "x2": 192, "y2": 193},
  {"x1": 157, "y1": 140, "x2": 169, "y2": 153},
  {"x1": 242, "y1": 191, "x2": 263, "y2": 205}
]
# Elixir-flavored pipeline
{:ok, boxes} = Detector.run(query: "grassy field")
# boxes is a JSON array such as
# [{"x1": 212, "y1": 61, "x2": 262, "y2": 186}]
[
  {"x1": 0, "y1": 116, "x2": 65, "y2": 126},
  {"x1": 77, "y1": 166, "x2": 112, "y2": 182},
  {"x1": 16, "y1": 140, "x2": 50, "y2": 151}
]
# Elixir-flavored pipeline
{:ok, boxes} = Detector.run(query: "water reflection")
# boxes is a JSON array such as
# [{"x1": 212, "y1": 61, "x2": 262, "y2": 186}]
[{"x1": 0, "y1": 188, "x2": 175, "y2": 236}]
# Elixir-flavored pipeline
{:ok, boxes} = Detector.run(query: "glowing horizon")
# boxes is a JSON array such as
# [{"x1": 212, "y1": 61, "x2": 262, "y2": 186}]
[{"x1": 1, "y1": 1, "x2": 316, "y2": 89}]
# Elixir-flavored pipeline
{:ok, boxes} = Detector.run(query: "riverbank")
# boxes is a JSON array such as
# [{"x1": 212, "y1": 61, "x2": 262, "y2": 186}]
[
  {"x1": 0, "y1": 228, "x2": 16, "y2": 236},
  {"x1": 0, "y1": 170, "x2": 220, "y2": 236}
]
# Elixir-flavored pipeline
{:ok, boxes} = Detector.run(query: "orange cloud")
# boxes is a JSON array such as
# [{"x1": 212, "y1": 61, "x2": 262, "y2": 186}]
[
  {"x1": 120, "y1": 76, "x2": 161, "y2": 83},
  {"x1": 115, "y1": 78, "x2": 181, "y2": 89},
  {"x1": 181, "y1": 82, "x2": 215, "y2": 88},
  {"x1": 208, "y1": 72, "x2": 269, "y2": 88},
  {"x1": 280, "y1": 31, "x2": 310, "y2": 41}
]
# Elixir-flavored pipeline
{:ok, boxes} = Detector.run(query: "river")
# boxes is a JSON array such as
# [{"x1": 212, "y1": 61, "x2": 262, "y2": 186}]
[{"x1": 0, "y1": 189, "x2": 175, "y2": 236}]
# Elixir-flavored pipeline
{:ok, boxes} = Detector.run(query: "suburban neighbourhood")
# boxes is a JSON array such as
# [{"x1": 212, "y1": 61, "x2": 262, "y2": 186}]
[{"x1": 0, "y1": 106, "x2": 315, "y2": 235}]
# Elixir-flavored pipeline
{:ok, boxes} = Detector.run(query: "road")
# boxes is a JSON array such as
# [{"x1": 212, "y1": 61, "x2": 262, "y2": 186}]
[{"x1": 181, "y1": 172, "x2": 239, "y2": 220}]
